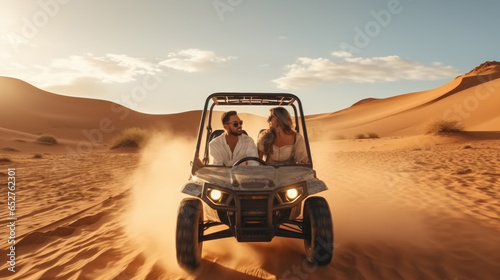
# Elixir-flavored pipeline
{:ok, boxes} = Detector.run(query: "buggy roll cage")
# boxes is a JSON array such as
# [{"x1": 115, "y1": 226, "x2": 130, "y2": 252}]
[{"x1": 191, "y1": 93, "x2": 313, "y2": 174}]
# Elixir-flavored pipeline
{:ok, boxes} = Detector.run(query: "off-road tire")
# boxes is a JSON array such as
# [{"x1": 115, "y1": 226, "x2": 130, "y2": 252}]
[
  {"x1": 303, "y1": 196, "x2": 333, "y2": 265},
  {"x1": 176, "y1": 198, "x2": 203, "y2": 270}
]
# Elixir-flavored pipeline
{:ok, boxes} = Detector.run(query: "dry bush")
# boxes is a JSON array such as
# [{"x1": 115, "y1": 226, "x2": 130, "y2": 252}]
[
  {"x1": 2, "y1": 147, "x2": 19, "y2": 152},
  {"x1": 109, "y1": 127, "x2": 149, "y2": 149},
  {"x1": 33, "y1": 153, "x2": 43, "y2": 159},
  {"x1": 36, "y1": 135, "x2": 57, "y2": 145},
  {"x1": 355, "y1": 133, "x2": 366, "y2": 139},
  {"x1": 367, "y1": 132, "x2": 380, "y2": 139},
  {"x1": 0, "y1": 157, "x2": 12, "y2": 163},
  {"x1": 455, "y1": 168, "x2": 473, "y2": 175},
  {"x1": 425, "y1": 120, "x2": 464, "y2": 134}
]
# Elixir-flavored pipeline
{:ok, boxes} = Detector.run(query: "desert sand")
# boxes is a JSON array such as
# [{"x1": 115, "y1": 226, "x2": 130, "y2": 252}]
[{"x1": 0, "y1": 62, "x2": 499, "y2": 279}]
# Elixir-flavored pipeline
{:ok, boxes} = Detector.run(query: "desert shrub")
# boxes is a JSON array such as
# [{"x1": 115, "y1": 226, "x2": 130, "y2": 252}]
[
  {"x1": 33, "y1": 153, "x2": 43, "y2": 159},
  {"x1": 0, "y1": 157, "x2": 12, "y2": 163},
  {"x1": 366, "y1": 132, "x2": 380, "y2": 139},
  {"x1": 455, "y1": 168, "x2": 472, "y2": 175},
  {"x1": 36, "y1": 135, "x2": 57, "y2": 145},
  {"x1": 2, "y1": 147, "x2": 19, "y2": 152},
  {"x1": 463, "y1": 145, "x2": 472, "y2": 149},
  {"x1": 355, "y1": 133, "x2": 366, "y2": 139},
  {"x1": 425, "y1": 120, "x2": 464, "y2": 134},
  {"x1": 109, "y1": 127, "x2": 149, "y2": 149}
]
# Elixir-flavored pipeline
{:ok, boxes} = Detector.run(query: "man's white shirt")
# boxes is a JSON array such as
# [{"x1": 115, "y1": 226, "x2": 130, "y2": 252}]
[{"x1": 209, "y1": 134, "x2": 259, "y2": 166}]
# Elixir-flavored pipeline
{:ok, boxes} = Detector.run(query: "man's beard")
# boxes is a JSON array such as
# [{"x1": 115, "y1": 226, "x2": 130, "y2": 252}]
[{"x1": 229, "y1": 129, "x2": 242, "y2": 136}]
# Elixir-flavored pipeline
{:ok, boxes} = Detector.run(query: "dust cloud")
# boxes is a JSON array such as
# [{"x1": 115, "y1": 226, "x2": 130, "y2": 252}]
[
  {"x1": 118, "y1": 130, "x2": 281, "y2": 277},
  {"x1": 120, "y1": 132, "x2": 194, "y2": 275}
]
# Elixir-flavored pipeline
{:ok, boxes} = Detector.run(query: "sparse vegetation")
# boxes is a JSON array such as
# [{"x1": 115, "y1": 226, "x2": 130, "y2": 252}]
[
  {"x1": 367, "y1": 132, "x2": 380, "y2": 139},
  {"x1": 354, "y1": 132, "x2": 380, "y2": 139},
  {"x1": 2, "y1": 147, "x2": 19, "y2": 152},
  {"x1": 36, "y1": 135, "x2": 58, "y2": 145},
  {"x1": 425, "y1": 120, "x2": 464, "y2": 135},
  {"x1": 109, "y1": 127, "x2": 149, "y2": 149},
  {"x1": 355, "y1": 133, "x2": 366, "y2": 139},
  {"x1": 0, "y1": 157, "x2": 12, "y2": 163},
  {"x1": 463, "y1": 145, "x2": 472, "y2": 149},
  {"x1": 33, "y1": 153, "x2": 43, "y2": 159},
  {"x1": 455, "y1": 168, "x2": 473, "y2": 175}
]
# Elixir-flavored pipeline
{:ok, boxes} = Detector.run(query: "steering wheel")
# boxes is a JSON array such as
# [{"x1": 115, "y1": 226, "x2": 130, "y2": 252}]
[{"x1": 233, "y1": 156, "x2": 267, "y2": 166}]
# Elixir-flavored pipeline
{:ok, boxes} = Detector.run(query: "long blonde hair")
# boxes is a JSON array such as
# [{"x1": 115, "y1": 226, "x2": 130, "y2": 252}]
[{"x1": 259, "y1": 107, "x2": 295, "y2": 156}]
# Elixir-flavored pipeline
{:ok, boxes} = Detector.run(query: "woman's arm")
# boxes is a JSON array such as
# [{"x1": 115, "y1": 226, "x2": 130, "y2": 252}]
[{"x1": 293, "y1": 133, "x2": 310, "y2": 164}]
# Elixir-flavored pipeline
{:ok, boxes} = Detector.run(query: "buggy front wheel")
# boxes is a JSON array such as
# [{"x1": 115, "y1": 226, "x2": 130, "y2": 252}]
[
  {"x1": 176, "y1": 198, "x2": 204, "y2": 270},
  {"x1": 303, "y1": 196, "x2": 333, "y2": 265}
]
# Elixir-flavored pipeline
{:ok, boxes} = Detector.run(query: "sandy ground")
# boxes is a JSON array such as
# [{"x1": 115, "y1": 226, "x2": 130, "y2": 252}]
[
  {"x1": 1, "y1": 134, "x2": 499, "y2": 280},
  {"x1": 1, "y1": 62, "x2": 499, "y2": 279}
]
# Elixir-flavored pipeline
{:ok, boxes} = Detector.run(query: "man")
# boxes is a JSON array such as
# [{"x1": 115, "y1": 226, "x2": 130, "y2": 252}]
[{"x1": 209, "y1": 111, "x2": 259, "y2": 166}]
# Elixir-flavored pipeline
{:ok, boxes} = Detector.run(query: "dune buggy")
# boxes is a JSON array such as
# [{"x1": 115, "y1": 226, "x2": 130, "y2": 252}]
[{"x1": 176, "y1": 93, "x2": 333, "y2": 270}]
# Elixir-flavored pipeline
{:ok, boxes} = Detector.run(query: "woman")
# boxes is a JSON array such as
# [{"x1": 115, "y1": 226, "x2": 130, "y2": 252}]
[{"x1": 257, "y1": 107, "x2": 309, "y2": 165}]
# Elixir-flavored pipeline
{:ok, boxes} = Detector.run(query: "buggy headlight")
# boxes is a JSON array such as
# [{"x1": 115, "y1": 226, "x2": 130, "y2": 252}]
[
  {"x1": 275, "y1": 183, "x2": 306, "y2": 205},
  {"x1": 286, "y1": 188, "x2": 298, "y2": 200},
  {"x1": 205, "y1": 185, "x2": 233, "y2": 207},
  {"x1": 210, "y1": 189, "x2": 222, "y2": 201}
]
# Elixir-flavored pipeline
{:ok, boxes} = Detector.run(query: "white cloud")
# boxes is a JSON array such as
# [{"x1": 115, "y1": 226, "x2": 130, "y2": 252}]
[
  {"x1": 273, "y1": 53, "x2": 460, "y2": 89},
  {"x1": 50, "y1": 54, "x2": 159, "y2": 84},
  {"x1": 331, "y1": 51, "x2": 353, "y2": 58},
  {"x1": 159, "y1": 48, "x2": 235, "y2": 72},
  {"x1": 0, "y1": 53, "x2": 161, "y2": 88},
  {"x1": 0, "y1": 48, "x2": 233, "y2": 89}
]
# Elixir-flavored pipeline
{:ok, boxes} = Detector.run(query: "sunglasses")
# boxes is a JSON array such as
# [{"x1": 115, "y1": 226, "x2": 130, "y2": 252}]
[{"x1": 225, "y1": 120, "x2": 243, "y2": 127}]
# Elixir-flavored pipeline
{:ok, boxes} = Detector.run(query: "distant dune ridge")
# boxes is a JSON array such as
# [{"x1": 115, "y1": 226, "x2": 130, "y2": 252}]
[
  {"x1": 1, "y1": 61, "x2": 500, "y2": 150},
  {"x1": 1, "y1": 62, "x2": 500, "y2": 279},
  {"x1": 307, "y1": 61, "x2": 500, "y2": 140},
  {"x1": 0, "y1": 78, "x2": 202, "y2": 153}
]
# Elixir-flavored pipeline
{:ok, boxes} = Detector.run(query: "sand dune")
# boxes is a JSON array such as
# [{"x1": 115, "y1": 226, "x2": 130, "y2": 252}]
[
  {"x1": 0, "y1": 77, "x2": 202, "y2": 153},
  {"x1": 307, "y1": 61, "x2": 500, "y2": 140},
  {"x1": 1, "y1": 134, "x2": 499, "y2": 279},
  {"x1": 1, "y1": 62, "x2": 500, "y2": 279}
]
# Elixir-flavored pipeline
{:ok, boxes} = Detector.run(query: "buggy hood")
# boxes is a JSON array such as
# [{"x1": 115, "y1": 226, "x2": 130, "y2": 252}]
[{"x1": 180, "y1": 165, "x2": 327, "y2": 197}]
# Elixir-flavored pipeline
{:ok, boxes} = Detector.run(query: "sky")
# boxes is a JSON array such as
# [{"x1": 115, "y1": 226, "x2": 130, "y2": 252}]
[{"x1": 1, "y1": 0, "x2": 499, "y2": 115}]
